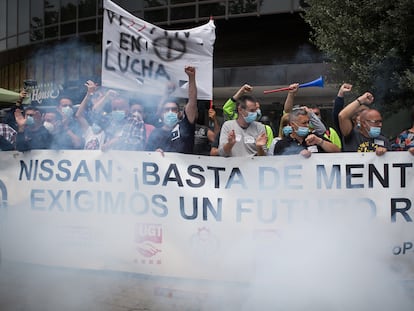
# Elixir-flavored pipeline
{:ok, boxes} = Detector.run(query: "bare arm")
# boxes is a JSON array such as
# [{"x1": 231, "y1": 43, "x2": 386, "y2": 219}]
[
  {"x1": 184, "y1": 66, "x2": 198, "y2": 124},
  {"x1": 338, "y1": 92, "x2": 374, "y2": 137},
  {"x1": 76, "y1": 80, "x2": 97, "y2": 131},
  {"x1": 283, "y1": 83, "x2": 299, "y2": 113}
]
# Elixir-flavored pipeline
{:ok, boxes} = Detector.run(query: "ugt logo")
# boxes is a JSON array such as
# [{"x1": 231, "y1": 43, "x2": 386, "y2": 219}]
[{"x1": 0, "y1": 179, "x2": 7, "y2": 208}]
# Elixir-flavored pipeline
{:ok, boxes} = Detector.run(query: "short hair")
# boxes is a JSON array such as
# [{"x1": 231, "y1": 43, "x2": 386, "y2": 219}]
[
  {"x1": 289, "y1": 106, "x2": 308, "y2": 122},
  {"x1": 162, "y1": 98, "x2": 179, "y2": 108},
  {"x1": 237, "y1": 95, "x2": 257, "y2": 110}
]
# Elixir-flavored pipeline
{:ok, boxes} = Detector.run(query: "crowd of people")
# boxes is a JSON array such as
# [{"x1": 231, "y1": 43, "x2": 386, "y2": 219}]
[{"x1": 1, "y1": 66, "x2": 413, "y2": 157}]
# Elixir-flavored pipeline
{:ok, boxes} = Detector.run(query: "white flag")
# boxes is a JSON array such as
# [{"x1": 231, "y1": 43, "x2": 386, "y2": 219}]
[{"x1": 102, "y1": 0, "x2": 216, "y2": 100}]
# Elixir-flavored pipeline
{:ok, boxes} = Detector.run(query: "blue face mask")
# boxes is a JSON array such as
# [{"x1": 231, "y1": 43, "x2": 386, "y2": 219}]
[
  {"x1": 282, "y1": 125, "x2": 293, "y2": 136},
  {"x1": 296, "y1": 126, "x2": 309, "y2": 137},
  {"x1": 61, "y1": 106, "x2": 74, "y2": 118},
  {"x1": 256, "y1": 109, "x2": 262, "y2": 120},
  {"x1": 91, "y1": 123, "x2": 102, "y2": 134},
  {"x1": 163, "y1": 111, "x2": 178, "y2": 127},
  {"x1": 368, "y1": 126, "x2": 381, "y2": 138},
  {"x1": 244, "y1": 111, "x2": 257, "y2": 124},
  {"x1": 26, "y1": 116, "x2": 35, "y2": 126},
  {"x1": 112, "y1": 110, "x2": 125, "y2": 122}
]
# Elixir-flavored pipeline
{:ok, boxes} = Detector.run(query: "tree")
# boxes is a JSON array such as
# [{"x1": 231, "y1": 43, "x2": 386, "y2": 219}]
[{"x1": 301, "y1": 0, "x2": 414, "y2": 113}]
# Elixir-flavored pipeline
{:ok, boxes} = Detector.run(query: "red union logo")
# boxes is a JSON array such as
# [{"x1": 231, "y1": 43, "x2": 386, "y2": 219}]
[{"x1": 136, "y1": 223, "x2": 162, "y2": 243}]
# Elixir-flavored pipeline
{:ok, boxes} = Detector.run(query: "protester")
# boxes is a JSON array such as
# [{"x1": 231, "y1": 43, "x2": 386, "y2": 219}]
[
  {"x1": 310, "y1": 105, "x2": 342, "y2": 149},
  {"x1": 52, "y1": 95, "x2": 83, "y2": 149},
  {"x1": 75, "y1": 80, "x2": 107, "y2": 150},
  {"x1": 392, "y1": 105, "x2": 414, "y2": 155},
  {"x1": 14, "y1": 107, "x2": 51, "y2": 151},
  {"x1": 273, "y1": 106, "x2": 340, "y2": 157},
  {"x1": 194, "y1": 106, "x2": 220, "y2": 155},
  {"x1": 129, "y1": 101, "x2": 155, "y2": 145},
  {"x1": 219, "y1": 95, "x2": 267, "y2": 157},
  {"x1": 222, "y1": 84, "x2": 273, "y2": 148},
  {"x1": 333, "y1": 83, "x2": 368, "y2": 138},
  {"x1": 338, "y1": 92, "x2": 390, "y2": 155},
  {"x1": 282, "y1": 83, "x2": 326, "y2": 136},
  {"x1": 268, "y1": 113, "x2": 290, "y2": 155},
  {"x1": 145, "y1": 66, "x2": 198, "y2": 154},
  {"x1": 0, "y1": 123, "x2": 16, "y2": 150}
]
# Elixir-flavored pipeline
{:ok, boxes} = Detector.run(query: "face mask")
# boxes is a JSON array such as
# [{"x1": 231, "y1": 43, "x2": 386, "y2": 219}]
[
  {"x1": 282, "y1": 125, "x2": 293, "y2": 136},
  {"x1": 368, "y1": 126, "x2": 381, "y2": 138},
  {"x1": 61, "y1": 106, "x2": 73, "y2": 118},
  {"x1": 112, "y1": 110, "x2": 125, "y2": 122},
  {"x1": 163, "y1": 111, "x2": 178, "y2": 127},
  {"x1": 256, "y1": 109, "x2": 262, "y2": 120},
  {"x1": 132, "y1": 111, "x2": 143, "y2": 121},
  {"x1": 244, "y1": 111, "x2": 257, "y2": 124},
  {"x1": 26, "y1": 116, "x2": 34, "y2": 126},
  {"x1": 296, "y1": 126, "x2": 309, "y2": 137},
  {"x1": 43, "y1": 121, "x2": 54, "y2": 133},
  {"x1": 91, "y1": 123, "x2": 102, "y2": 134}
]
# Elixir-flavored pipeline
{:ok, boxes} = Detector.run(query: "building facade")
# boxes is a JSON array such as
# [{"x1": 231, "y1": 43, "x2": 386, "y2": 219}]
[{"x1": 0, "y1": 0, "x2": 337, "y2": 126}]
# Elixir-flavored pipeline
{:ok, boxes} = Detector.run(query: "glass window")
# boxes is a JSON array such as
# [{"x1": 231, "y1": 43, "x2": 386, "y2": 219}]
[
  {"x1": 18, "y1": 0, "x2": 30, "y2": 33},
  {"x1": 30, "y1": 27, "x2": 44, "y2": 42},
  {"x1": 229, "y1": 0, "x2": 259, "y2": 15},
  {"x1": 199, "y1": 2, "x2": 226, "y2": 18},
  {"x1": 8, "y1": 0, "x2": 18, "y2": 36},
  {"x1": 116, "y1": 0, "x2": 143, "y2": 12},
  {"x1": 61, "y1": 0, "x2": 78, "y2": 22},
  {"x1": 0, "y1": 0, "x2": 6, "y2": 38},
  {"x1": 144, "y1": 8, "x2": 167, "y2": 23},
  {"x1": 170, "y1": 0, "x2": 189, "y2": 4},
  {"x1": 79, "y1": 19, "x2": 95, "y2": 33},
  {"x1": 7, "y1": 36, "x2": 17, "y2": 49},
  {"x1": 61, "y1": 22, "x2": 76, "y2": 36},
  {"x1": 44, "y1": 0, "x2": 59, "y2": 25},
  {"x1": 144, "y1": 0, "x2": 167, "y2": 8},
  {"x1": 0, "y1": 40, "x2": 6, "y2": 52},
  {"x1": 44, "y1": 25, "x2": 58, "y2": 39},
  {"x1": 18, "y1": 32, "x2": 30, "y2": 46},
  {"x1": 171, "y1": 5, "x2": 195, "y2": 21},
  {"x1": 31, "y1": 0, "x2": 44, "y2": 32},
  {"x1": 79, "y1": 0, "x2": 97, "y2": 18}
]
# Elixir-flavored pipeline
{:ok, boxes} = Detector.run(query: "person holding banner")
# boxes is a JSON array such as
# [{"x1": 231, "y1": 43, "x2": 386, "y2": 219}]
[
  {"x1": 219, "y1": 95, "x2": 268, "y2": 157},
  {"x1": 145, "y1": 66, "x2": 198, "y2": 154},
  {"x1": 222, "y1": 84, "x2": 274, "y2": 148},
  {"x1": 392, "y1": 105, "x2": 414, "y2": 155},
  {"x1": 273, "y1": 106, "x2": 340, "y2": 157},
  {"x1": 14, "y1": 107, "x2": 51, "y2": 151},
  {"x1": 339, "y1": 92, "x2": 390, "y2": 154}
]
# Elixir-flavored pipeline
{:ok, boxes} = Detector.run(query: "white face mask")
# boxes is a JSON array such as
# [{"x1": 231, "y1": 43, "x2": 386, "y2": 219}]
[
  {"x1": 43, "y1": 121, "x2": 55, "y2": 133},
  {"x1": 61, "y1": 106, "x2": 74, "y2": 118}
]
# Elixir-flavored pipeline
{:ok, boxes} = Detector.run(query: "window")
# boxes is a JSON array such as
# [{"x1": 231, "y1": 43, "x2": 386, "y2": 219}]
[
  {"x1": 144, "y1": 8, "x2": 167, "y2": 23},
  {"x1": 44, "y1": 0, "x2": 59, "y2": 25},
  {"x1": 171, "y1": 5, "x2": 195, "y2": 21},
  {"x1": 61, "y1": 0, "x2": 78, "y2": 22},
  {"x1": 79, "y1": 0, "x2": 97, "y2": 18},
  {"x1": 0, "y1": 0, "x2": 6, "y2": 39},
  {"x1": 79, "y1": 19, "x2": 95, "y2": 33},
  {"x1": 199, "y1": 2, "x2": 226, "y2": 18},
  {"x1": 7, "y1": 0, "x2": 18, "y2": 36},
  {"x1": 18, "y1": 0, "x2": 30, "y2": 33},
  {"x1": 61, "y1": 22, "x2": 76, "y2": 36}
]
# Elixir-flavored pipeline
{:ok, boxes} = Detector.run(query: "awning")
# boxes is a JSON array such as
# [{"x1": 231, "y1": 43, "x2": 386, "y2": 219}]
[{"x1": 0, "y1": 88, "x2": 19, "y2": 104}]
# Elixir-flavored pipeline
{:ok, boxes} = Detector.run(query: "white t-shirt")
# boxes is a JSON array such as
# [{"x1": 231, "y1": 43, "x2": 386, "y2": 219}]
[{"x1": 83, "y1": 127, "x2": 106, "y2": 150}]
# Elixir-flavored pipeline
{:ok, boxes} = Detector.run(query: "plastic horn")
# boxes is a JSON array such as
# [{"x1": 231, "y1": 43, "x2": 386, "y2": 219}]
[{"x1": 263, "y1": 76, "x2": 324, "y2": 94}]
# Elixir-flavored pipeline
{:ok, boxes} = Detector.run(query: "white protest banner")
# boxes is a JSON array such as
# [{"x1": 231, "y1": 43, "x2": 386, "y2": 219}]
[
  {"x1": 102, "y1": 0, "x2": 215, "y2": 100},
  {"x1": 0, "y1": 151, "x2": 413, "y2": 282}
]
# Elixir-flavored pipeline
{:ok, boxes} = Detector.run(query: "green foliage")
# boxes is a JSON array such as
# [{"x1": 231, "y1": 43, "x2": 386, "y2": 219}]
[{"x1": 302, "y1": 0, "x2": 414, "y2": 113}]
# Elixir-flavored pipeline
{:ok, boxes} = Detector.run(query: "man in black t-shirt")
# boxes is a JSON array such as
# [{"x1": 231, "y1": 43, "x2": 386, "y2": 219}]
[{"x1": 145, "y1": 66, "x2": 198, "y2": 154}]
